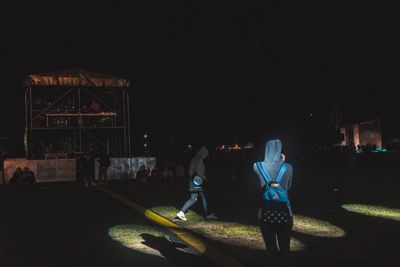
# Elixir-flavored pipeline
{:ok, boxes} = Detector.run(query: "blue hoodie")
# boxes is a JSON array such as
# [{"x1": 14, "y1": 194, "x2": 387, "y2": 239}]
[{"x1": 253, "y1": 140, "x2": 293, "y2": 213}]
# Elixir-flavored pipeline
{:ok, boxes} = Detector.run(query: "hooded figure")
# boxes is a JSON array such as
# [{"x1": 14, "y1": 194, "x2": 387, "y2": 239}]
[
  {"x1": 176, "y1": 145, "x2": 217, "y2": 221},
  {"x1": 254, "y1": 139, "x2": 292, "y2": 193},
  {"x1": 188, "y1": 146, "x2": 209, "y2": 192},
  {"x1": 253, "y1": 139, "x2": 293, "y2": 267}
]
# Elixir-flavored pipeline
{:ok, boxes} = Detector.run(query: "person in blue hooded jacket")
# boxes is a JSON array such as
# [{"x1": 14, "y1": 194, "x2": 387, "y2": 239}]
[
  {"x1": 253, "y1": 139, "x2": 293, "y2": 267},
  {"x1": 176, "y1": 145, "x2": 217, "y2": 221}
]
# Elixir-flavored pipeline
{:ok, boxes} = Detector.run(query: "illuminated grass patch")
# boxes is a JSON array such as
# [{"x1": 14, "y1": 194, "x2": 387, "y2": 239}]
[
  {"x1": 151, "y1": 206, "x2": 306, "y2": 251},
  {"x1": 108, "y1": 224, "x2": 167, "y2": 256},
  {"x1": 342, "y1": 204, "x2": 400, "y2": 222},
  {"x1": 151, "y1": 206, "x2": 204, "y2": 224},
  {"x1": 190, "y1": 221, "x2": 306, "y2": 251},
  {"x1": 293, "y1": 215, "x2": 346, "y2": 238}
]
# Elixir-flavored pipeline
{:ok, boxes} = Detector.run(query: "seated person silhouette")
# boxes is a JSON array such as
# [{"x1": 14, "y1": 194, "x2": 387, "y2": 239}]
[
  {"x1": 136, "y1": 165, "x2": 150, "y2": 183},
  {"x1": 9, "y1": 167, "x2": 23, "y2": 187},
  {"x1": 20, "y1": 167, "x2": 36, "y2": 187},
  {"x1": 148, "y1": 165, "x2": 162, "y2": 182}
]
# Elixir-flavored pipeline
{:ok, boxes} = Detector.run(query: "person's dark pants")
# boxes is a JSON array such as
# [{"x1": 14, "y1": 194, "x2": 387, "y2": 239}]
[
  {"x1": 260, "y1": 216, "x2": 293, "y2": 267},
  {"x1": 181, "y1": 192, "x2": 208, "y2": 217},
  {"x1": 83, "y1": 170, "x2": 94, "y2": 187},
  {"x1": 99, "y1": 166, "x2": 109, "y2": 186}
]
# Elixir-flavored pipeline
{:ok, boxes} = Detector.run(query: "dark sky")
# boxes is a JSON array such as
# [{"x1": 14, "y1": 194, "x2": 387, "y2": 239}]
[{"x1": 1, "y1": 1, "x2": 399, "y2": 154}]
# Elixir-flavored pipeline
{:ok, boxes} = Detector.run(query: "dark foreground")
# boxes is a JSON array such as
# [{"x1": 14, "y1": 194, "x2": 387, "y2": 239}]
[{"x1": 1, "y1": 159, "x2": 400, "y2": 267}]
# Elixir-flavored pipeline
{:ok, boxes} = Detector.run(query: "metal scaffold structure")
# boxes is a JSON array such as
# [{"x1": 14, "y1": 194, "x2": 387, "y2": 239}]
[{"x1": 24, "y1": 68, "x2": 131, "y2": 159}]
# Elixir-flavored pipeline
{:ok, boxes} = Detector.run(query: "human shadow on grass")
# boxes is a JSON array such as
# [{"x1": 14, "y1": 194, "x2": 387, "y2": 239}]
[{"x1": 140, "y1": 233, "x2": 216, "y2": 267}]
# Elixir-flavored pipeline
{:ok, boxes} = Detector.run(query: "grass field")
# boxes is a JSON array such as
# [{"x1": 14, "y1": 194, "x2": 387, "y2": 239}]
[
  {"x1": 107, "y1": 160, "x2": 400, "y2": 266},
  {"x1": 1, "y1": 158, "x2": 400, "y2": 266}
]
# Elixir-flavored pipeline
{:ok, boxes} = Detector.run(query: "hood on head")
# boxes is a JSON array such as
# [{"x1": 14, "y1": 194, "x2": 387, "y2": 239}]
[
  {"x1": 264, "y1": 139, "x2": 282, "y2": 162},
  {"x1": 195, "y1": 146, "x2": 209, "y2": 160}
]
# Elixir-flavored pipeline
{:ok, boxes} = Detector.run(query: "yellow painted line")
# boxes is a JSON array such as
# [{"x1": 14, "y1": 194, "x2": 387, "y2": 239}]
[{"x1": 97, "y1": 186, "x2": 246, "y2": 267}]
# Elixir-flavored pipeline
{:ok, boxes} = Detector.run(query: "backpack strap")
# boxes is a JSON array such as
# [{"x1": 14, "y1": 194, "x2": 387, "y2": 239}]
[
  {"x1": 274, "y1": 163, "x2": 287, "y2": 184},
  {"x1": 256, "y1": 162, "x2": 287, "y2": 185},
  {"x1": 256, "y1": 162, "x2": 271, "y2": 186}
]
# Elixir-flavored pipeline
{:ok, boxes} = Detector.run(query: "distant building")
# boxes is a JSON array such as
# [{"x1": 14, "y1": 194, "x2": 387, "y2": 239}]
[{"x1": 340, "y1": 119, "x2": 382, "y2": 148}]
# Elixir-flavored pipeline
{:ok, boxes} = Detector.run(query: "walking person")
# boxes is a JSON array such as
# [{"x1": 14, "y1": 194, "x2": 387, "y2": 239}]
[
  {"x1": 97, "y1": 150, "x2": 111, "y2": 187},
  {"x1": 253, "y1": 139, "x2": 293, "y2": 267},
  {"x1": 83, "y1": 148, "x2": 95, "y2": 188},
  {"x1": 176, "y1": 145, "x2": 217, "y2": 221}
]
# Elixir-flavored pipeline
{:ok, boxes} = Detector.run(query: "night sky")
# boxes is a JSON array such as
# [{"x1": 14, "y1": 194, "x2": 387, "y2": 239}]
[{"x1": 1, "y1": 1, "x2": 399, "y2": 155}]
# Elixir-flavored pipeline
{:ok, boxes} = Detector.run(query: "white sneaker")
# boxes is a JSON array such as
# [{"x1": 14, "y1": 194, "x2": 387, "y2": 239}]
[{"x1": 176, "y1": 211, "x2": 187, "y2": 221}]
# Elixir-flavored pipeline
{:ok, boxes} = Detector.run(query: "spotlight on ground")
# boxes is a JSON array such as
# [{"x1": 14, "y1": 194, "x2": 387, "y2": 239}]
[
  {"x1": 151, "y1": 206, "x2": 307, "y2": 251},
  {"x1": 109, "y1": 224, "x2": 199, "y2": 257},
  {"x1": 293, "y1": 215, "x2": 346, "y2": 238},
  {"x1": 342, "y1": 204, "x2": 400, "y2": 222},
  {"x1": 108, "y1": 224, "x2": 168, "y2": 256}
]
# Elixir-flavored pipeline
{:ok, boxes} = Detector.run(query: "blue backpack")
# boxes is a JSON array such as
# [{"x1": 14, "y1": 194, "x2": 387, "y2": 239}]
[{"x1": 256, "y1": 162, "x2": 291, "y2": 229}]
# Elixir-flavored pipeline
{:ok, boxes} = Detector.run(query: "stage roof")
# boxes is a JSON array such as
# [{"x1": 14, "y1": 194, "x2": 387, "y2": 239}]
[{"x1": 23, "y1": 68, "x2": 130, "y2": 87}]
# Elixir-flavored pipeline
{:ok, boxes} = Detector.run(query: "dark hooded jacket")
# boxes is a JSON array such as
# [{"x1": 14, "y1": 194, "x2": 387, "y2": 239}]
[
  {"x1": 253, "y1": 139, "x2": 293, "y2": 214},
  {"x1": 188, "y1": 146, "x2": 209, "y2": 192}
]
